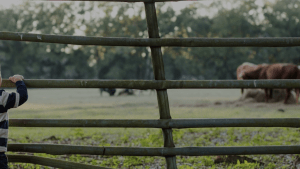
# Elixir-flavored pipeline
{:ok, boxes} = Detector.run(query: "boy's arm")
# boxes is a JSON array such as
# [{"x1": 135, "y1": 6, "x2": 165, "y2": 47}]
[{"x1": 3, "y1": 80, "x2": 28, "y2": 109}]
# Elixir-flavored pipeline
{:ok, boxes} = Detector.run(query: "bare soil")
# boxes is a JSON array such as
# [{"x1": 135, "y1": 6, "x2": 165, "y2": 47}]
[{"x1": 175, "y1": 89, "x2": 300, "y2": 109}]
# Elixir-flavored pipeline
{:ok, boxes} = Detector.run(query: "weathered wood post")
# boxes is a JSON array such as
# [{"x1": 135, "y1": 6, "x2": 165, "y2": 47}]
[{"x1": 144, "y1": 2, "x2": 177, "y2": 169}]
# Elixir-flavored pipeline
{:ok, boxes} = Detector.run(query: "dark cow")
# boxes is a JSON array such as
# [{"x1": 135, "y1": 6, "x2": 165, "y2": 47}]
[
  {"x1": 118, "y1": 89, "x2": 134, "y2": 96},
  {"x1": 265, "y1": 64, "x2": 299, "y2": 104},
  {"x1": 99, "y1": 88, "x2": 116, "y2": 96},
  {"x1": 242, "y1": 63, "x2": 299, "y2": 104}
]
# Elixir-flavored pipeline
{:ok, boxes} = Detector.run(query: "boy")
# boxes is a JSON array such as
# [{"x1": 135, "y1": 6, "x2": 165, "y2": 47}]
[{"x1": 0, "y1": 71, "x2": 28, "y2": 168}]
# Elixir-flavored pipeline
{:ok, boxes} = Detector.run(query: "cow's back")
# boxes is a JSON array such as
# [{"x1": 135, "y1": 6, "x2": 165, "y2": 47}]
[
  {"x1": 258, "y1": 65, "x2": 270, "y2": 79},
  {"x1": 266, "y1": 64, "x2": 298, "y2": 79}
]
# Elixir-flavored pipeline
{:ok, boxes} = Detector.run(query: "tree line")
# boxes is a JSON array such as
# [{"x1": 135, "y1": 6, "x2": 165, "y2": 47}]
[{"x1": 0, "y1": 0, "x2": 299, "y2": 80}]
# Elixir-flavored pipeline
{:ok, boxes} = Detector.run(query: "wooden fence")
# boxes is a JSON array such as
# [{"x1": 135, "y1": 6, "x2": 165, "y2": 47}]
[{"x1": 1, "y1": 0, "x2": 300, "y2": 168}]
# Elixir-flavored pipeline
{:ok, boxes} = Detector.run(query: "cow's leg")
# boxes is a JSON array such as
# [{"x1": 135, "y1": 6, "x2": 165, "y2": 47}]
[
  {"x1": 284, "y1": 89, "x2": 291, "y2": 104},
  {"x1": 264, "y1": 88, "x2": 269, "y2": 103},
  {"x1": 241, "y1": 88, "x2": 244, "y2": 95},
  {"x1": 269, "y1": 89, "x2": 273, "y2": 99},
  {"x1": 109, "y1": 89, "x2": 115, "y2": 96}
]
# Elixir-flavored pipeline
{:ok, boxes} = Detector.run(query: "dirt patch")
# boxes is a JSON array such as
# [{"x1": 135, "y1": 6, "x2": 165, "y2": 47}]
[
  {"x1": 173, "y1": 89, "x2": 299, "y2": 108},
  {"x1": 239, "y1": 89, "x2": 296, "y2": 104}
]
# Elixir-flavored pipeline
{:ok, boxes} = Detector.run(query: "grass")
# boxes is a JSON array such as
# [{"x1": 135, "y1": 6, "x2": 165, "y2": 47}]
[{"x1": 4, "y1": 88, "x2": 300, "y2": 168}]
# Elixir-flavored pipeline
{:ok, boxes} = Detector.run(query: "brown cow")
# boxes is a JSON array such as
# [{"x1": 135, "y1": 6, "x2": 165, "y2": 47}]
[
  {"x1": 239, "y1": 63, "x2": 270, "y2": 98},
  {"x1": 236, "y1": 62, "x2": 258, "y2": 94},
  {"x1": 265, "y1": 63, "x2": 299, "y2": 104},
  {"x1": 240, "y1": 63, "x2": 300, "y2": 104}
]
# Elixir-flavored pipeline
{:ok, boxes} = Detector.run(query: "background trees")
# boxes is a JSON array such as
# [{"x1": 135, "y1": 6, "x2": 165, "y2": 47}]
[{"x1": 0, "y1": 0, "x2": 299, "y2": 80}]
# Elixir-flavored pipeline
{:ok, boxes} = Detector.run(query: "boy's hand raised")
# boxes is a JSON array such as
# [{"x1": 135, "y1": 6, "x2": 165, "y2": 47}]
[{"x1": 9, "y1": 75, "x2": 24, "y2": 83}]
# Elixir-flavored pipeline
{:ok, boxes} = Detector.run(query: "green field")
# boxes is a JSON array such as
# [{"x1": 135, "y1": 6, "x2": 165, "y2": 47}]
[{"x1": 5, "y1": 88, "x2": 300, "y2": 168}]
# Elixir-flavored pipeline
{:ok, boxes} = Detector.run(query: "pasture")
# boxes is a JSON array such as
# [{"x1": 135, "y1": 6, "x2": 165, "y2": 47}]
[{"x1": 6, "y1": 88, "x2": 300, "y2": 168}]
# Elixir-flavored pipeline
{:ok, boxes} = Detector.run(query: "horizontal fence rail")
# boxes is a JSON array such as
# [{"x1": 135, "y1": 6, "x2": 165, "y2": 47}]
[
  {"x1": 7, "y1": 154, "x2": 110, "y2": 169},
  {"x1": 8, "y1": 144, "x2": 300, "y2": 156},
  {"x1": 2, "y1": 32, "x2": 300, "y2": 47},
  {"x1": 3, "y1": 79, "x2": 300, "y2": 89},
  {"x1": 26, "y1": 0, "x2": 195, "y2": 2},
  {"x1": 9, "y1": 118, "x2": 300, "y2": 128}
]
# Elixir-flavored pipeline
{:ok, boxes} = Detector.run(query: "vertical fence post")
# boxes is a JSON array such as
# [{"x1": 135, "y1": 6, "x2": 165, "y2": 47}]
[{"x1": 144, "y1": 2, "x2": 177, "y2": 169}]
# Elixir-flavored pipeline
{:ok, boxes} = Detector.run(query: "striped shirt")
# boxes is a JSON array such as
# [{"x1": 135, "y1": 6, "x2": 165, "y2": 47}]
[{"x1": 0, "y1": 81, "x2": 28, "y2": 152}]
